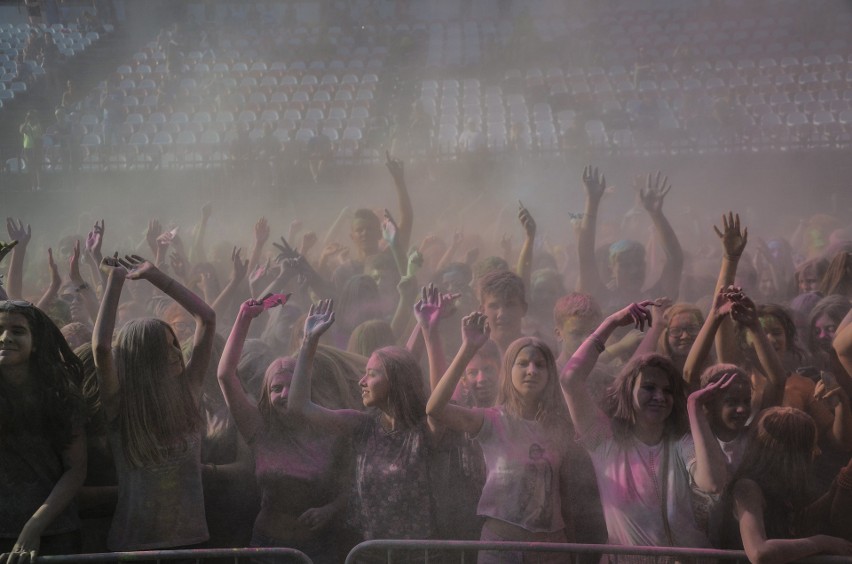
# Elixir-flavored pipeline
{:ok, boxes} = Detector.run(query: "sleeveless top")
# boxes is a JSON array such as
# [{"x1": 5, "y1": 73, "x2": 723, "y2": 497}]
[{"x1": 107, "y1": 426, "x2": 208, "y2": 551}]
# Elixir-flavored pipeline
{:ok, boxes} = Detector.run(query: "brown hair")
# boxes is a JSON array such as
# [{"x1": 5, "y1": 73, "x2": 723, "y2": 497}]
[
  {"x1": 606, "y1": 353, "x2": 688, "y2": 441},
  {"x1": 498, "y1": 337, "x2": 569, "y2": 430}
]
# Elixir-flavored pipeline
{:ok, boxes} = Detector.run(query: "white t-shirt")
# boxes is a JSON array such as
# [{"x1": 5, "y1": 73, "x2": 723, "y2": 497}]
[
  {"x1": 474, "y1": 407, "x2": 567, "y2": 533},
  {"x1": 579, "y1": 412, "x2": 710, "y2": 549}
]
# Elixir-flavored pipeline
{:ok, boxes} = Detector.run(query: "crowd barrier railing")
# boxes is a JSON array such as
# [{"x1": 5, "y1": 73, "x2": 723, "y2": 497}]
[
  {"x1": 28, "y1": 540, "x2": 852, "y2": 564},
  {"x1": 38, "y1": 547, "x2": 312, "y2": 564},
  {"x1": 343, "y1": 540, "x2": 852, "y2": 564}
]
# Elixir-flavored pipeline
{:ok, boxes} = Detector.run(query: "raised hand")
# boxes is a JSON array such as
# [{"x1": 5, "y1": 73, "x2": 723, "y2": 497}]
[
  {"x1": 287, "y1": 219, "x2": 302, "y2": 244},
  {"x1": 729, "y1": 293, "x2": 758, "y2": 329},
  {"x1": 385, "y1": 150, "x2": 405, "y2": 184},
  {"x1": 406, "y1": 249, "x2": 423, "y2": 278},
  {"x1": 0, "y1": 240, "x2": 18, "y2": 263},
  {"x1": 689, "y1": 372, "x2": 740, "y2": 406},
  {"x1": 419, "y1": 234, "x2": 440, "y2": 254},
  {"x1": 6, "y1": 218, "x2": 31, "y2": 247},
  {"x1": 582, "y1": 165, "x2": 607, "y2": 202},
  {"x1": 303, "y1": 299, "x2": 335, "y2": 342},
  {"x1": 146, "y1": 219, "x2": 162, "y2": 254},
  {"x1": 382, "y1": 208, "x2": 398, "y2": 246},
  {"x1": 254, "y1": 217, "x2": 270, "y2": 246},
  {"x1": 713, "y1": 212, "x2": 748, "y2": 259},
  {"x1": 47, "y1": 248, "x2": 60, "y2": 287},
  {"x1": 272, "y1": 236, "x2": 300, "y2": 261},
  {"x1": 414, "y1": 284, "x2": 447, "y2": 332},
  {"x1": 300, "y1": 231, "x2": 318, "y2": 255},
  {"x1": 637, "y1": 171, "x2": 672, "y2": 215},
  {"x1": 100, "y1": 253, "x2": 128, "y2": 278},
  {"x1": 612, "y1": 300, "x2": 655, "y2": 331},
  {"x1": 461, "y1": 311, "x2": 491, "y2": 350},
  {"x1": 230, "y1": 247, "x2": 248, "y2": 284},
  {"x1": 249, "y1": 258, "x2": 271, "y2": 286},
  {"x1": 201, "y1": 201, "x2": 212, "y2": 221},
  {"x1": 117, "y1": 255, "x2": 158, "y2": 281},
  {"x1": 238, "y1": 297, "x2": 266, "y2": 320},
  {"x1": 69, "y1": 240, "x2": 84, "y2": 285},
  {"x1": 518, "y1": 201, "x2": 536, "y2": 238},
  {"x1": 85, "y1": 219, "x2": 104, "y2": 257}
]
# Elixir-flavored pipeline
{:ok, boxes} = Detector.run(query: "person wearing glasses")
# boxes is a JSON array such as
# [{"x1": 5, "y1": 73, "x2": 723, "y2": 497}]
[{"x1": 0, "y1": 300, "x2": 87, "y2": 563}]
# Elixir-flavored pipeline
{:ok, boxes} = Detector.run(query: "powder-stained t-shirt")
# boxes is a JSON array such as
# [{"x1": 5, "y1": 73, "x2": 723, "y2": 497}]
[
  {"x1": 474, "y1": 407, "x2": 567, "y2": 533},
  {"x1": 578, "y1": 412, "x2": 710, "y2": 550}
]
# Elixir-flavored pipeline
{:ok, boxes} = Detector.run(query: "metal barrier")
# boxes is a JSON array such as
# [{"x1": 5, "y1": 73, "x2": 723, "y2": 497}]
[
  {"x1": 38, "y1": 548, "x2": 312, "y2": 564},
  {"x1": 343, "y1": 540, "x2": 852, "y2": 564}
]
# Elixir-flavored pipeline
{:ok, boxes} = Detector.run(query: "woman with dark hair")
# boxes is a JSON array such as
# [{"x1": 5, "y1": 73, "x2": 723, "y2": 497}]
[
  {"x1": 287, "y1": 300, "x2": 440, "y2": 545},
  {"x1": 0, "y1": 301, "x2": 86, "y2": 562},
  {"x1": 217, "y1": 297, "x2": 355, "y2": 564},
  {"x1": 715, "y1": 407, "x2": 852, "y2": 562},
  {"x1": 93, "y1": 255, "x2": 216, "y2": 551},
  {"x1": 560, "y1": 301, "x2": 727, "y2": 555}
]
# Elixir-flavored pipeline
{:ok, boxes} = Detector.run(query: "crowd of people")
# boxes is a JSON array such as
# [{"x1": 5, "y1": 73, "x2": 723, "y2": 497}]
[{"x1": 2, "y1": 152, "x2": 852, "y2": 564}]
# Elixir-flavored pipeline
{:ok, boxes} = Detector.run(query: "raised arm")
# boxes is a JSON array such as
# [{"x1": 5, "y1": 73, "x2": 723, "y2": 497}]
[
  {"x1": 576, "y1": 166, "x2": 606, "y2": 294},
  {"x1": 731, "y1": 293, "x2": 787, "y2": 410},
  {"x1": 385, "y1": 152, "x2": 413, "y2": 254},
  {"x1": 712, "y1": 212, "x2": 748, "y2": 366},
  {"x1": 413, "y1": 285, "x2": 453, "y2": 391},
  {"x1": 381, "y1": 208, "x2": 407, "y2": 277},
  {"x1": 5, "y1": 218, "x2": 31, "y2": 299},
  {"x1": 247, "y1": 216, "x2": 270, "y2": 280},
  {"x1": 687, "y1": 375, "x2": 735, "y2": 494},
  {"x1": 68, "y1": 240, "x2": 100, "y2": 324},
  {"x1": 119, "y1": 255, "x2": 216, "y2": 394},
  {"x1": 218, "y1": 297, "x2": 278, "y2": 442},
  {"x1": 189, "y1": 202, "x2": 212, "y2": 264},
  {"x1": 287, "y1": 299, "x2": 365, "y2": 433},
  {"x1": 561, "y1": 302, "x2": 653, "y2": 437},
  {"x1": 210, "y1": 247, "x2": 249, "y2": 318},
  {"x1": 683, "y1": 289, "x2": 732, "y2": 390},
  {"x1": 0, "y1": 241, "x2": 16, "y2": 301},
  {"x1": 638, "y1": 172, "x2": 683, "y2": 300},
  {"x1": 84, "y1": 219, "x2": 106, "y2": 294},
  {"x1": 35, "y1": 248, "x2": 61, "y2": 311},
  {"x1": 517, "y1": 202, "x2": 536, "y2": 291},
  {"x1": 425, "y1": 312, "x2": 489, "y2": 434},
  {"x1": 92, "y1": 256, "x2": 127, "y2": 420},
  {"x1": 632, "y1": 297, "x2": 672, "y2": 360}
]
